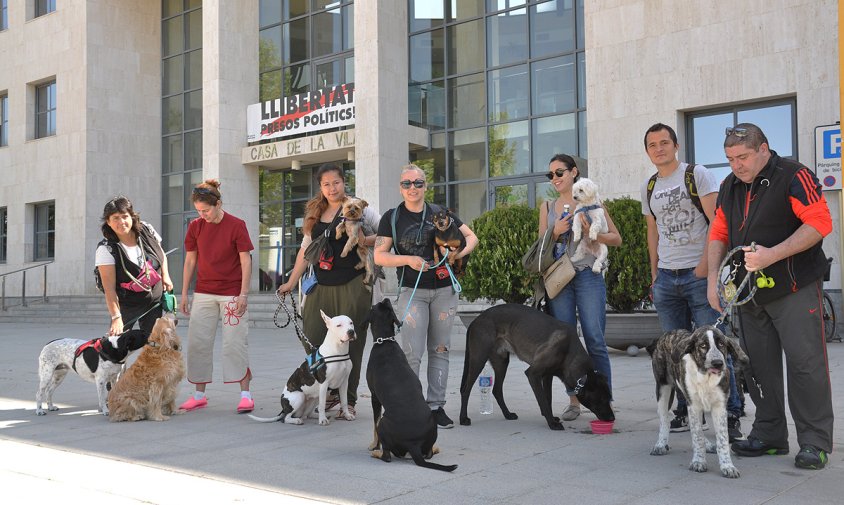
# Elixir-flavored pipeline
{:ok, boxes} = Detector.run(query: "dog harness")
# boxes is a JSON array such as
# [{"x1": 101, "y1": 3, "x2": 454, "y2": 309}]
[
  {"x1": 573, "y1": 204, "x2": 601, "y2": 224},
  {"x1": 71, "y1": 338, "x2": 124, "y2": 373},
  {"x1": 306, "y1": 349, "x2": 351, "y2": 374}
]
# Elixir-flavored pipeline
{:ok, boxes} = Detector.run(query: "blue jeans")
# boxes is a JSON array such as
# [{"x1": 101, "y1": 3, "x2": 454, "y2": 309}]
[
  {"x1": 653, "y1": 268, "x2": 742, "y2": 416},
  {"x1": 548, "y1": 268, "x2": 613, "y2": 399}
]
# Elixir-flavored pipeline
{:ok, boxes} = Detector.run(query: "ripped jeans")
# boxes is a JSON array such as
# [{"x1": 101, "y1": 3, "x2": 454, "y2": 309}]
[{"x1": 397, "y1": 286, "x2": 458, "y2": 409}]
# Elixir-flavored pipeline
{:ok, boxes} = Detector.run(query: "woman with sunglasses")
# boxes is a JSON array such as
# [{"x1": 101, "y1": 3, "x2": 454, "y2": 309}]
[
  {"x1": 373, "y1": 164, "x2": 478, "y2": 429},
  {"x1": 179, "y1": 180, "x2": 256, "y2": 414},
  {"x1": 540, "y1": 154, "x2": 622, "y2": 421},
  {"x1": 96, "y1": 196, "x2": 172, "y2": 337},
  {"x1": 278, "y1": 163, "x2": 381, "y2": 417}
]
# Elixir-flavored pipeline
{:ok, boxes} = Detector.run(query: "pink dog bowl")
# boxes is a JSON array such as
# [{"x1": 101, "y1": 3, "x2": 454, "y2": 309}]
[{"x1": 590, "y1": 420, "x2": 614, "y2": 434}]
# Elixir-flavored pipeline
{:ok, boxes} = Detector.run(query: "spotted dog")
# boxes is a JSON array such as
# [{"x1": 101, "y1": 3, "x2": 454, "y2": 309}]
[
  {"x1": 647, "y1": 326, "x2": 749, "y2": 478},
  {"x1": 248, "y1": 310, "x2": 356, "y2": 426},
  {"x1": 35, "y1": 330, "x2": 150, "y2": 416}
]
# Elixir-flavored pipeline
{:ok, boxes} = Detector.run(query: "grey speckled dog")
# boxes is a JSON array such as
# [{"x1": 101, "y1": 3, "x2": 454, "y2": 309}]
[
  {"x1": 35, "y1": 330, "x2": 149, "y2": 416},
  {"x1": 647, "y1": 326, "x2": 749, "y2": 478}
]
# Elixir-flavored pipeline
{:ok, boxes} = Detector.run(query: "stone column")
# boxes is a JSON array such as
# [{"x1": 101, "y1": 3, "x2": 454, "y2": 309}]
[
  {"x1": 353, "y1": 0, "x2": 410, "y2": 213},
  {"x1": 202, "y1": 0, "x2": 260, "y2": 289}
]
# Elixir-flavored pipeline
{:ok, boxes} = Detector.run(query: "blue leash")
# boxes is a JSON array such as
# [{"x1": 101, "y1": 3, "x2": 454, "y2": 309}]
[{"x1": 396, "y1": 250, "x2": 462, "y2": 327}]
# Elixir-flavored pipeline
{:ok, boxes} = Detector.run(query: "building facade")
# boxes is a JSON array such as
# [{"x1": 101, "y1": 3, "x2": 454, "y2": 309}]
[{"x1": 0, "y1": 0, "x2": 839, "y2": 296}]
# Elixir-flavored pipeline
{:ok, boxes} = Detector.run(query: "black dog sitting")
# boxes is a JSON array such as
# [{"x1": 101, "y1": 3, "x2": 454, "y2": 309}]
[
  {"x1": 365, "y1": 298, "x2": 457, "y2": 472},
  {"x1": 459, "y1": 304, "x2": 615, "y2": 430},
  {"x1": 432, "y1": 207, "x2": 467, "y2": 277}
]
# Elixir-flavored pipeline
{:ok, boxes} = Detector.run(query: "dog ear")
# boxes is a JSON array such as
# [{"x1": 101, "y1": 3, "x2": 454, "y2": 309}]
[
  {"x1": 320, "y1": 310, "x2": 331, "y2": 326},
  {"x1": 723, "y1": 336, "x2": 749, "y2": 365}
]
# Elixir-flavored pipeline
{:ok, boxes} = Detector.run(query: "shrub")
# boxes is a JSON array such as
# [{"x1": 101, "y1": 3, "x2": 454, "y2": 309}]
[
  {"x1": 604, "y1": 197, "x2": 650, "y2": 312},
  {"x1": 461, "y1": 205, "x2": 539, "y2": 304}
]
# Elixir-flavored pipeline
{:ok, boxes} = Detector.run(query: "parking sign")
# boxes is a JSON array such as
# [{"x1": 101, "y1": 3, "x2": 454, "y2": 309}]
[{"x1": 816, "y1": 124, "x2": 841, "y2": 191}]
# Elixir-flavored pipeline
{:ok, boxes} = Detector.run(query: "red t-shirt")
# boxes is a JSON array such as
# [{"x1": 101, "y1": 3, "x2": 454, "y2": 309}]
[{"x1": 184, "y1": 213, "x2": 254, "y2": 296}]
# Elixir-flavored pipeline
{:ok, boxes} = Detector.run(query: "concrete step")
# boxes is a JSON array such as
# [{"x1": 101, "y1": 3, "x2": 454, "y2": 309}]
[{"x1": 0, "y1": 293, "x2": 490, "y2": 331}]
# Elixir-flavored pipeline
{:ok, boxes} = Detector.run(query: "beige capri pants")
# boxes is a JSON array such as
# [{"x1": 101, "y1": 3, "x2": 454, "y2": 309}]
[{"x1": 186, "y1": 292, "x2": 250, "y2": 384}]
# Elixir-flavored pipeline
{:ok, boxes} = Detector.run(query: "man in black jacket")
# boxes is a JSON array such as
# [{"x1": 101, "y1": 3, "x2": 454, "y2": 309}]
[{"x1": 707, "y1": 123, "x2": 833, "y2": 470}]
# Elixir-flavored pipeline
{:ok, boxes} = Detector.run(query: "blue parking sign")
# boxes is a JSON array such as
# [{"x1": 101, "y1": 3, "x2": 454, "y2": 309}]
[{"x1": 816, "y1": 124, "x2": 842, "y2": 190}]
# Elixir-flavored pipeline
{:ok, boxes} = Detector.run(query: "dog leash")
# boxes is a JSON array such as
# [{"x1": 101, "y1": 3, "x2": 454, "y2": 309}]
[
  {"x1": 274, "y1": 292, "x2": 318, "y2": 353},
  {"x1": 396, "y1": 251, "x2": 460, "y2": 326},
  {"x1": 715, "y1": 242, "x2": 761, "y2": 326}
]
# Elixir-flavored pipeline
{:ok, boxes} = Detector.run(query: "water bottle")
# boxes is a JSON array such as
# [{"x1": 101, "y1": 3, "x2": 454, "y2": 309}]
[
  {"x1": 554, "y1": 204, "x2": 572, "y2": 259},
  {"x1": 478, "y1": 363, "x2": 494, "y2": 415}
]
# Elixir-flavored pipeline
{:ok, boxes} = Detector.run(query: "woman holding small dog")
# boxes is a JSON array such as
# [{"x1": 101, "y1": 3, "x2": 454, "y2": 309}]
[
  {"x1": 540, "y1": 154, "x2": 622, "y2": 421},
  {"x1": 278, "y1": 163, "x2": 380, "y2": 415},
  {"x1": 96, "y1": 196, "x2": 172, "y2": 337},
  {"x1": 179, "y1": 180, "x2": 256, "y2": 414},
  {"x1": 373, "y1": 164, "x2": 478, "y2": 429}
]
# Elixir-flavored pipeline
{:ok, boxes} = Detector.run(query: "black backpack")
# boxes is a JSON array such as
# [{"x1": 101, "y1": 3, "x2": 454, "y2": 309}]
[{"x1": 645, "y1": 163, "x2": 709, "y2": 224}]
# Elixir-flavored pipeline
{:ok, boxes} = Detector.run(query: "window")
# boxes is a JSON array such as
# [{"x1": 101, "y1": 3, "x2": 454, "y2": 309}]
[
  {"x1": 259, "y1": 0, "x2": 354, "y2": 103},
  {"x1": 0, "y1": 207, "x2": 7, "y2": 263},
  {"x1": 687, "y1": 98, "x2": 797, "y2": 183},
  {"x1": 35, "y1": 80, "x2": 56, "y2": 138},
  {"x1": 2, "y1": 0, "x2": 8, "y2": 30},
  {"x1": 33, "y1": 202, "x2": 54, "y2": 261},
  {"x1": 408, "y1": 0, "x2": 587, "y2": 220},
  {"x1": 1, "y1": 94, "x2": 8, "y2": 146},
  {"x1": 35, "y1": 0, "x2": 55, "y2": 17}
]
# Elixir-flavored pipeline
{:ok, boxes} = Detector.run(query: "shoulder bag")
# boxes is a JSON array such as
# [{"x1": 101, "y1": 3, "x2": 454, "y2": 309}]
[
  {"x1": 303, "y1": 207, "x2": 343, "y2": 265},
  {"x1": 543, "y1": 252, "x2": 575, "y2": 299}
]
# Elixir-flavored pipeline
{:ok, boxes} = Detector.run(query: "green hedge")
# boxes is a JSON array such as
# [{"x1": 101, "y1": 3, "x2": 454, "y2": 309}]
[
  {"x1": 461, "y1": 205, "x2": 539, "y2": 304},
  {"x1": 604, "y1": 197, "x2": 650, "y2": 312}
]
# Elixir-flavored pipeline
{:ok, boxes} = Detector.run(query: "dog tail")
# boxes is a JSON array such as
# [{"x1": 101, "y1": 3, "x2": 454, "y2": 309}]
[
  {"x1": 246, "y1": 412, "x2": 284, "y2": 423},
  {"x1": 408, "y1": 447, "x2": 458, "y2": 472}
]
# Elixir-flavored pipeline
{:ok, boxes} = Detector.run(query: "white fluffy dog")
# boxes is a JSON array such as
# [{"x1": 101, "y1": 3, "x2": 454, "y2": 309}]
[{"x1": 570, "y1": 178, "x2": 609, "y2": 273}]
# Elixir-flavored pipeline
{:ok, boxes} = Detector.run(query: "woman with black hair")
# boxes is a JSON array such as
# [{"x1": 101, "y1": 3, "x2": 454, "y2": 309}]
[
  {"x1": 278, "y1": 163, "x2": 381, "y2": 416},
  {"x1": 95, "y1": 196, "x2": 171, "y2": 336}
]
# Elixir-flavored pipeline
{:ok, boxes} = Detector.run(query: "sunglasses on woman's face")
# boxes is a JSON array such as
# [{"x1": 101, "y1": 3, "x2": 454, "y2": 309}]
[
  {"x1": 545, "y1": 168, "x2": 572, "y2": 180},
  {"x1": 400, "y1": 179, "x2": 426, "y2": 189}
]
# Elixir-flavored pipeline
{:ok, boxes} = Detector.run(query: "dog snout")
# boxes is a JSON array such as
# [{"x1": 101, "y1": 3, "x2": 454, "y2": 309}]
[
  {"x1": 710, "y1": 358, "x2": 724, "y2": 369},
  {"x1": 347, "y1": 329, "x2": 357, "y2": 341}
]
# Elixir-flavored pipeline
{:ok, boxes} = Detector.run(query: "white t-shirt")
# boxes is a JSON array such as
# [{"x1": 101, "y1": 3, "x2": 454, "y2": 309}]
[
  {"x1": 640, "y1": 163, "x2": 718, "y2": 269},
  {"x1": 95, "y1": 223, "x2": 163, "y2": 267}
]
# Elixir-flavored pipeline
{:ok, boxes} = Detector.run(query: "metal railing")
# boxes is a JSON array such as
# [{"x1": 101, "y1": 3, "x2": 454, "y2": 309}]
[{"x1": 0, "y1": 260, "x2": 53, "y2": 310}]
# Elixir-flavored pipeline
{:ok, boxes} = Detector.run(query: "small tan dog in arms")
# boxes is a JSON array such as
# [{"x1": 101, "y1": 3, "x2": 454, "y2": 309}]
[
  {"x1": 335, "y1": 196, "x2": 374, "y2": 283},
  {"x1": 107, "y1": 316, "x2": 185, "y2": 422}
]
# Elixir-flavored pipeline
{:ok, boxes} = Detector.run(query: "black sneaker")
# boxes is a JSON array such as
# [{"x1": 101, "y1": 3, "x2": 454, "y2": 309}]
[
  {"x1": 794, "y1": 445, "x2": 828, "y2": 470},
  {"x1": 669, "y1": 411, "x2": 689, "y2": 432},
  {"x1": 731, "y1": 436, "x2": 789, "y2": 457},
  {"x1": 433, "y1": 407, "x2": 454, "y2": 429},
  {"x1": 727, "y1": 414, "x2": 743, "y2": 442}
]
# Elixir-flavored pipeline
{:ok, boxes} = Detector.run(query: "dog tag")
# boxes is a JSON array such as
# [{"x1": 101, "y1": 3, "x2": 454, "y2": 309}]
[{"x1": 724, "y1": 281, "x2": 737, "y2": 302}]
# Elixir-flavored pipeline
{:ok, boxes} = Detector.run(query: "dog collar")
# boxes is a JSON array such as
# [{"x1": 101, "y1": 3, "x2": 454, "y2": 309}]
[
  {"x1": 340, "y1": 216, "x2": 362, "y2": 223},
  {"x1": 373, "y1": 336, "x2": 396, "y2": 345},
  {"x1": 572, "y1": 374, "x2": 588, "y2": 395},
  {"x1": 146, "y1": 341, "x2": 159, "y2": 348}
]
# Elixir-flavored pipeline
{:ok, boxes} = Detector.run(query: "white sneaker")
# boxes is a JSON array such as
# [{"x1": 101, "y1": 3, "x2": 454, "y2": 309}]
[{"x1": 561, "y1": 404, "x2": 581, "y2": 421}]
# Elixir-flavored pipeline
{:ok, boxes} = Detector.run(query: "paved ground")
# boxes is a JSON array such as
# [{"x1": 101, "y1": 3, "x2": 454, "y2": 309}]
[{"x1": 1, "y1": 318, "x2": 842, "y2": 504}]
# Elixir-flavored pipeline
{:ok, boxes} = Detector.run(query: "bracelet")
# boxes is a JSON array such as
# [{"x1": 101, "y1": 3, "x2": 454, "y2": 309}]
[
  {"x1": 239, "y1": 294, "x2": 248, "y2": 298},
  {"x1": 111, "y1": 313, "x2": 122, "y2": 320}
]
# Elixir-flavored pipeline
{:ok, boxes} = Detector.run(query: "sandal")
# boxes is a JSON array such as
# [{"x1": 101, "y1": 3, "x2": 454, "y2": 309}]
[
  {"x1": 324, "y1": 394, "x2": 341, "y2": 411},
  {"x1": 336, "y1": 404, "x2": 356, "y2": 420},
  {"x1": 179, "y1": 396, "x2": 208, "y2": 411}
]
